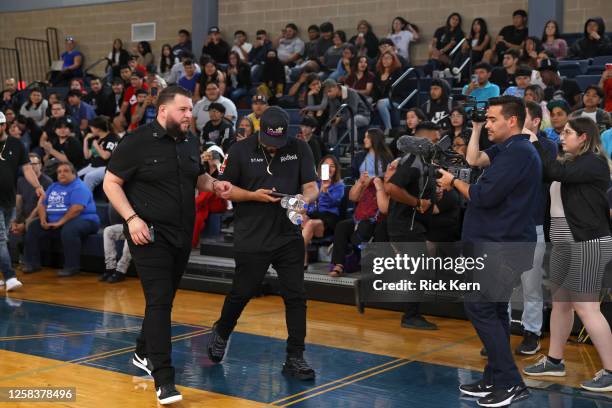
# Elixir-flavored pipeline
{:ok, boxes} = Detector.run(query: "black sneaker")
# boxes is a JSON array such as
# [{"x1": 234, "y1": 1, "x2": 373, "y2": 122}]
[
  {"x1": 480, "y1": 347, "x2": 487, "y2": 358},
  {"x1": 57, "y1": 268, "x2": 79, "y2": 277},
  {"x1": 282, "y1": 355, "x2": 316, "y2": 380},
  {"x1": 477, "y1": 385, "x2": 529, "y2": 407},
  {"x1": 515, "y1": 331, "x2": 540, "y2": 355},
  {"x1": 207, "y1": 325, "x2": 228, "y2": 363},
  {"x1": 99, "y1": 269, "x2": 114, "y2": 282},
  {"x1": 132, "y1": 352, "x2": 153, "y2": 376},
  {"x1": 400, "y1": 315, "x2": 438, "y2": 330},
  {"x1": 156, "y1": 383, "x2": 182, "y2": 405},
  {"x1": 459, "y1": 380, "x2": 494, "y2": 397},
  {"x1": 107, "y1": 272, "x2": 126, "y2": 283}
]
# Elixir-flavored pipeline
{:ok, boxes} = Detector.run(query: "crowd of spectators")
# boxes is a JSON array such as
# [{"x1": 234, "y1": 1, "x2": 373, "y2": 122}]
[{"x1": 0, "y1": 12, "x2": 611, "y2": 341}]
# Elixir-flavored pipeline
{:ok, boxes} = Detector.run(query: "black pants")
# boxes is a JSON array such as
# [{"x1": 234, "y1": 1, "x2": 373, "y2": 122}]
[
  {"x1": 463, "y1": 244, "x2": 525, "y2": 389},
  {"x1": 389, "y1": 230, "x2": 426, "y2": 319},
  {"x1": 215, "y1": 239, "x2": 307, "y2": 355},
  {"x1": 464, "y1": 301, "x2": 524, "y2": 388},
  {"x1": 331, "y1": 219, "x2": 355, "y2": 266},
  {"x1": 128, "y1": 236, "x2": 190, "y2": 388}
]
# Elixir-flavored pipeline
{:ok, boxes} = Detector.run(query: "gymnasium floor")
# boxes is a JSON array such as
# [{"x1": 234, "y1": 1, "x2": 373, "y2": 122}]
[{"x1": 1, "y1": 269, "x2": 611, "y2": 407}]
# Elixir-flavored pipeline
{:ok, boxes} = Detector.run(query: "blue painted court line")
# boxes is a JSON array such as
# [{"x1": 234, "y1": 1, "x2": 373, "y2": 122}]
[{"x1": 1, "y1": 299, "x2": 610, "y2": 407}]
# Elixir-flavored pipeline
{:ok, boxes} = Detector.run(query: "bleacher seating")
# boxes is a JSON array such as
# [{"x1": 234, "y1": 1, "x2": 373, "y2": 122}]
[
  {"x1": 575, "y1": 75, "x2": 601, "y2": 91},
  {"x1": 558, "y1": 61, "x2": 582, "y2": 78}
]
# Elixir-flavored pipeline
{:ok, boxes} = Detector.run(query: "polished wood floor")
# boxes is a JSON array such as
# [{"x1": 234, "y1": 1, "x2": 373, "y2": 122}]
[{"x1": 1, "y1": 268, "x2": 608, "y2": 407}]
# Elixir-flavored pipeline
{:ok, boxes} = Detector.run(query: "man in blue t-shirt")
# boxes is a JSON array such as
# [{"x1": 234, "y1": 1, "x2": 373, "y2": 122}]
[
  {"x1": 24, "y1": 162, "x2": 100, "y2": 277},
  {"x1": 462, "y1": 62, "x2": 501, "y2": 103}
]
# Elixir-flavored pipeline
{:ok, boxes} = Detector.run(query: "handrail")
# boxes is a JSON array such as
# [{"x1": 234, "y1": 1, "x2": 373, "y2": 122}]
[
  {"x1": 449, "y1": 38, "x2": 466, "y2": 57},
  {"x1": 397, "y1": 89, "x2": 418, "y2": 110},
  {"x1": 389, "y1": 67, "x2": 419, "y2": 112},
  {"x1": 84, "y1": 57, "x2": 109, "y2": 76},
  {"x1": 325, "y1": 103, "x2": 356, "y2": 163}
]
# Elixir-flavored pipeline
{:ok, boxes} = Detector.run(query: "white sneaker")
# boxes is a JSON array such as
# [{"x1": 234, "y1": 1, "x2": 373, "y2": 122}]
[{"x1": 5, "y1": 278, "x2": 23, "y2": 292}]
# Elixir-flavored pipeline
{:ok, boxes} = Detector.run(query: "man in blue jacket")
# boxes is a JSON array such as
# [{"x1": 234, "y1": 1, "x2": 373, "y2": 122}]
[{"x1": 438, "y1": 96, "x2": 542, "y2": 407}]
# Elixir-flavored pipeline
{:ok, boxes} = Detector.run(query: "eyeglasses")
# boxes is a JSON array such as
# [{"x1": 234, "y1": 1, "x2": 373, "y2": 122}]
[{"x1": 560, "y1": 128, "x2": 575, "y2": 136}]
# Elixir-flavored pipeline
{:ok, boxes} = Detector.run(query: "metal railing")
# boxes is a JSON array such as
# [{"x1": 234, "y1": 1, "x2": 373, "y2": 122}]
[
  {"x1": 325, "y1": 103, "x2": 357, "y2": 163},
  {"x1": 46, "y1": 27, "x2": 60, "y2": 61},
  {"x1": 0, "y1": 47, "x2": 21, "y2": 89},
  {"x1": 389, "y1": 67, "x2": 420, "y2": 111},
  {"x1": 15, "y1": 37, "x2": 51, "y2": 85}
]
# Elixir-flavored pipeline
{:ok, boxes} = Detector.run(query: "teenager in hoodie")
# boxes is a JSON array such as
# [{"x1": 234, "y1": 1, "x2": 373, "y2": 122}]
[
  {"x1": 568, "y1": 17, "x2": 612, "y2": 59},
  {"x1": 421, "y1": 78, "x2": 453, "y2": 131}
]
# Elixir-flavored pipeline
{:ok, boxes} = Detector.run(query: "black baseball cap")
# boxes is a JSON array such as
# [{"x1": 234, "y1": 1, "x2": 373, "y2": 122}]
[
  {"x1": 252, "y1": 94, "x2": 268, "y2": 104},
  {"x1": 538, "y1": 58, "x2": 558, "y2": 72},
  {"x1": 379, "y1": 38, "x2": 394, "y2": 47},
  {"x1": 130, "y1": 71, "x2": 145, "y2": 79},
  {"x1": 207, "y1": 102, "x2": 226, "y2": 113},
  {"x1": 54, "y1": 117, "x2": 71, "y2": 129},
  {"x1": 208, "y1": 26, "x2": 220, "y2": 34},
  {"x1": 300, "y1": 116, "x2": 318, "y2": 128},
  {"x1": 259, "y1": 106, "x2": 289, "y2": 148}
]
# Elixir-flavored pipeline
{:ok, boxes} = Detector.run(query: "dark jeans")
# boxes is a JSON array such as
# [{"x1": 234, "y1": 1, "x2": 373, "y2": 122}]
[
  {"x1": 129, "y1": 235, "x2": 191, "y2": 388},
  {"x1": 24, "y1": 218, "x2": 98, "y2": 269},
  {"x1": 0, "y1": 207, "x2": 16, "y2": 280},
  {"x1": 464, "y1": 301, "x2": 524, "y2": 388},
  {"x1": 215, "y1": 239, "x2": 307, "y2": 355}
]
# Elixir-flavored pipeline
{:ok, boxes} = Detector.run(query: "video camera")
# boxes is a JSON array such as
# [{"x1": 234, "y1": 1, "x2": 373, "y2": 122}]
[
  {"x1": 462, "y1": 97, "x2": 489, "y2": 123},
  {"x1": 397, "y1": 134, "x2": 476, "y2": 185}
]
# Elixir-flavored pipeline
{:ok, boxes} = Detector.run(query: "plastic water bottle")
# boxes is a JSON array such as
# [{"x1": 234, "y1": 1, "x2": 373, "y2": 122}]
[
  {"x1": 287, "y1": 210, "x2": 303, "y2": 226},
  {"x1": 281, "y1": 196, "x2": 307, "y2": 211}
]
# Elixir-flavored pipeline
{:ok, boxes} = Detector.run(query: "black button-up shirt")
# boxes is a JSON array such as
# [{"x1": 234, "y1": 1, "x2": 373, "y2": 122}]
[
  {"x1": 107, "y1": 120, "x2": 204, "y2": 248},
  {"x1": 220, "y1": 135, "x2": 317, "y2": 252}
]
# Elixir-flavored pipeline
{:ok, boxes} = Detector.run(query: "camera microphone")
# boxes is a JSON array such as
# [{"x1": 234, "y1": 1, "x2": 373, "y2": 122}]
[{"x1": 396, "y1": 135, "x2": 435, "y2": 156}]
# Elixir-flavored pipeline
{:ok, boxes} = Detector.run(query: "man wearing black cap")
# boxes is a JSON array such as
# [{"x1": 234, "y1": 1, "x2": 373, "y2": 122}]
[
  {"x1": 202, "y1": 26, "x2": 230, "y2": 65},
  {"x1": 41, "y1": 118, "x2": 85, "y2": 171},
  {"x1": 298, "y1": 115, "x2": 326, "y2": 165},
  {"x1": 378, "y1": 38, "x2": 409, "y2": 68},
  {"x1": 200, "y1": 102, "x2": 235, "y2": 151},
  {"x1": 322, "y1": 78, "x2": 371, "y2": 145},
  {"x1": 539, "y1": 58, "x2": 582, "y2": 110},
  {"x1": 207, "y1": 106, "x2": 319, "y2": 381},
  {"x1": 247, "y1": 94, "x2": 269, "y2": 131},
  {"x1": 103, "y1": 86, "x2": 232, "y2": 404}
]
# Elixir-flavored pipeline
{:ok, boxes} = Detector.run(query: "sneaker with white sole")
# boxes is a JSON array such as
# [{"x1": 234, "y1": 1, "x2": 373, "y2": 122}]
[
  {"x1": 515, "y1": 331, "x2": 541, "y2": 355},
  {"x1": 580, "y1": 369, "x2": 612, "y2": 393},
  {"x1": 5, "y1": 277, "x2": 23, "y2": 292},
  {"x1": 459, "y1": 380, "x2": 494, "y2": 397},
  {"x1": 523, "y1": 356, "x2": 566, "y2": 377},
  {"x1": 132, "y1": 352, "x2": 153, "y2": 376},
  {"x1": 156, "y1": 383, "x2": 182, "y2": 405},
  {"x1": 477, "y1": 385, "x2": 530, "y2": 407}
]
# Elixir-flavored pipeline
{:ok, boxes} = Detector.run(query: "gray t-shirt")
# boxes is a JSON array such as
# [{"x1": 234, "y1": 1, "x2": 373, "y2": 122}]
[{"x1": 16, "y1": 174, "x2": 53, "y2": 222}]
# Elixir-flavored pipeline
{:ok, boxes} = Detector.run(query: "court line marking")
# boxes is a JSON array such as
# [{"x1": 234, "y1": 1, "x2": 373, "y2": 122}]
[
  {"x1": 271, "y1": 334, "x2": 478, "y2": 406},
  {"x1": 270, "y1": 358, "x2": 407, "y2": 404},
  {"x1": 7, "y1": 297, "x2": 209, "y2": 330},
  {"x1": 0, "y1": 329, "x2": 210, "y2": 383},
  {"x1": 0, "y1": 325, "x2": 142, "y2": 341},
  {"x1": 280, "y1": 360, "x2": 413, "y2": 407}
]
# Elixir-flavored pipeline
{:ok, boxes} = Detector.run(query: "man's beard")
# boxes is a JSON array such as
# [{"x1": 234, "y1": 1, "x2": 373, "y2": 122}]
[{"x1": 166, "y1": 117, "x2": 188, "y2": 139}]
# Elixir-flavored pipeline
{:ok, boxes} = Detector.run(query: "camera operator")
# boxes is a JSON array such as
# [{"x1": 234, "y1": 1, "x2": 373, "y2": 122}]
[
  {"x1": 384, "y1": 121, "x2": 443, "y2": 331},
  {"x1": 438, "y1": 96, "x2": 542, "y2": 406}
]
